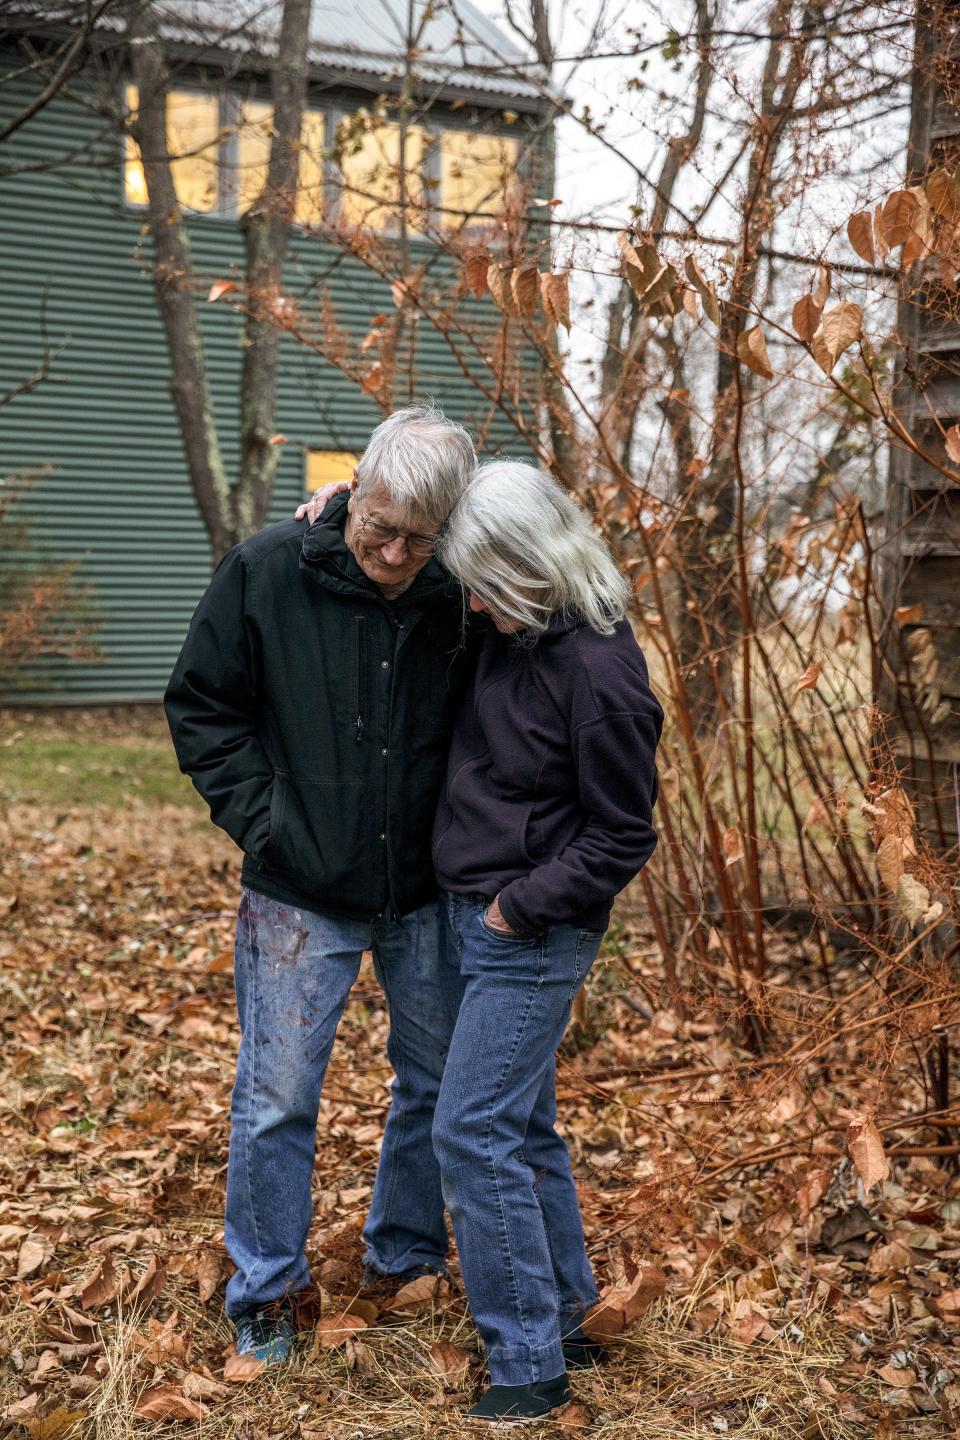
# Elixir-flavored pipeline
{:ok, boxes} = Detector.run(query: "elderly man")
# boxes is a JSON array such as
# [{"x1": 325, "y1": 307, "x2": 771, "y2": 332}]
[{"x1": 165, "y1": 405, "x2": 476, "y2": 1368}]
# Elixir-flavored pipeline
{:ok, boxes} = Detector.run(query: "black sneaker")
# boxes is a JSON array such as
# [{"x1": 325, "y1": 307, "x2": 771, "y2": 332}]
[
  {"x1": 466, "y1": 1373, "x2": 571, "y2": 1424},
  {"x1": 562, "y1": 1327, "x2": 606, "y2": 1369}
]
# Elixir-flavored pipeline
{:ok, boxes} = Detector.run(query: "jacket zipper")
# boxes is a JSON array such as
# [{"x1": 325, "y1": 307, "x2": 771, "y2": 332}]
[{"x1": 355, "y1": 615, "x2": 365, "y2": 742}]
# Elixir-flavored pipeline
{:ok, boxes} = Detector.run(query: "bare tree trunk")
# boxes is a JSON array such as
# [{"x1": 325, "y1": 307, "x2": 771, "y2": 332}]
[
  {"x1": 126, "y1": 0, "x2": 232, "y2": 561},
  {"x1": 127, "y1": 0, "x2": 313, "y2": 563},
  {"x1": 237, "y1": 0, "x2": 312, "y2": 537}
]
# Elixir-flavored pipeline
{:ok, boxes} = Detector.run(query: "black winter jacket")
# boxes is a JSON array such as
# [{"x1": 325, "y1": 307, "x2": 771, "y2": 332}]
[{"x1": 164, "y1": 495, "x2": 471, "y2": 921}]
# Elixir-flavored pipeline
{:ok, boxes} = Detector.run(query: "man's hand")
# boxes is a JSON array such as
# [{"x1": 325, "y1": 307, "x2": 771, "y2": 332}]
[
  {"x1": 295, "y1": 480, "x2": 351, "y2": 524},
  {"x1": 484, "y1": 894, "x2": 518, "y2": 935}
]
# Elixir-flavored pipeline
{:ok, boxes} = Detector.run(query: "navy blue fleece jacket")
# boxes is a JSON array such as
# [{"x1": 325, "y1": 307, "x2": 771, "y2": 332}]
[{"x1": 431, "y1": 612, "x2": 664, "y2": 934}]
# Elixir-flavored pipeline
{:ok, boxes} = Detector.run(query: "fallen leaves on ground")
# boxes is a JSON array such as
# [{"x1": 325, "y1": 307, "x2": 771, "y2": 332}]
[
  {"x1": 134, "y1": 1384, "x2": 207, "y2": 1420},
  {"x1": 1, "y1": 711, "x2": 959, "y2": 1437}
]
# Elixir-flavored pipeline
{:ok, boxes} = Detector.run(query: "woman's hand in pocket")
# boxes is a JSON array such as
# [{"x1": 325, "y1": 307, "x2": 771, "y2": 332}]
[{"x1": 484, "y1": 894, "x2": 519, "y2": 935}]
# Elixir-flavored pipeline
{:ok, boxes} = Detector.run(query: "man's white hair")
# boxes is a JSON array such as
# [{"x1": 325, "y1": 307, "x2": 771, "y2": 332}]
[
  {"x1": 354, "y1": 404, "x2": 476, "y2": 529},
  {"x1": 439, "y1": 461, "x2": 630, "y2": 636}
]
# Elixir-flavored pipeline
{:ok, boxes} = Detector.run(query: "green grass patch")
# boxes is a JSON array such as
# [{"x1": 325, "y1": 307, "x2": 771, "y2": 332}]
[{"x1": 0, "y1": 731, "x2": 202, "y2": 809}]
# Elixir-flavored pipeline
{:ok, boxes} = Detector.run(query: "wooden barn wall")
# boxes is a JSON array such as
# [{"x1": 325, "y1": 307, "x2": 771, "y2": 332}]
[{"x1": 883, "y1": 2, "x2": 960, "y2": 850}]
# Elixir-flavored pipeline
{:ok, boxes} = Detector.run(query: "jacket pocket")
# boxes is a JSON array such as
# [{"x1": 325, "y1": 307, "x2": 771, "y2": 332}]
[
  {"x1": 264, "y1": 773, "x2": 287, "y2": 862},
  {"x1": 264, "y1": 773, "x2": 368, "y2": 906}
]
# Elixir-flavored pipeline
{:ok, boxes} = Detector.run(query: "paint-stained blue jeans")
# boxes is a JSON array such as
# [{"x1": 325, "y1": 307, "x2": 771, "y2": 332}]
[
  {"x1": 433, "y1": 893, "x2": 602, "y2": 1385},
  {"x1": 225, "y1": 886, "x2": 450, "y2": 1318}
]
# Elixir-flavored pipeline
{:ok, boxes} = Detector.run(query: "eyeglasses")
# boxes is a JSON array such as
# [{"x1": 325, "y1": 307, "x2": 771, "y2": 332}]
[{"x1": 356, "y1": 507, "x2": 439, "y2": 557}]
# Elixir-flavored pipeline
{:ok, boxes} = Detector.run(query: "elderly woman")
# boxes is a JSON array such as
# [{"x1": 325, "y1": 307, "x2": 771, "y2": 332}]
[{"x1": 430, "y1": 461, "x2": 663, "y2": 1424}]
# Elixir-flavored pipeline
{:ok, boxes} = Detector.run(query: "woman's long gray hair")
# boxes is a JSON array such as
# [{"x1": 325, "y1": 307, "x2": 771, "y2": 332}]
[{"x1": 439, "y1": 461, "x2": 630, "y2": 636}]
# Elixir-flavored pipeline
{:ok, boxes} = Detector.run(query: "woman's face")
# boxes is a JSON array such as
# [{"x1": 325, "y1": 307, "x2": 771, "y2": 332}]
[{"x1": 468, "y1": 590, "x2": 525, "y2": 634}]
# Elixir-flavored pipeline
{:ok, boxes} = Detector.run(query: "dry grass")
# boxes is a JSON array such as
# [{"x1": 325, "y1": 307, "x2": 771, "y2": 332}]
[{"x1": 1, "y1": 712, "x2": 957, "y2": 1438}]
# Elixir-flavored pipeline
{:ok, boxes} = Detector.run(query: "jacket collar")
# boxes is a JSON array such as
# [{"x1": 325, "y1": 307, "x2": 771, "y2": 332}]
[{"x1": 299, "y1": 492, "x2": 458, "y2": 610}]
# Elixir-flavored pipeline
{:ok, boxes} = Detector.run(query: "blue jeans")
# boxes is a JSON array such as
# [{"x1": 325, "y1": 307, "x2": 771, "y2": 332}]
[
  {"x1": 225, "y1": 886, "x2": 450, "y2": 1318},
  {"x1": 433, "y1": 893, "x2": 602, "y2": 1386}
]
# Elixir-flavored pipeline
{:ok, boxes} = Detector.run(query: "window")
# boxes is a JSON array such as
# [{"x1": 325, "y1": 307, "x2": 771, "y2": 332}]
[
  {"x1": 336, "y1": 117, "x2": 426, "y2": 231},
  {"x1": 306, "y1": 450, "x2": 358, "y2": 493},
  {"x1": 236, "y1": 99, "x2": 272, "y2": 214},
  {"x1": 236, "y1": 102, "x2": 326, "y2": 224},
  {"x1": 297, "y1": 109, "x2": 327, "y2": 226},
  {"x1": 440, "y1": 131, "x2": 519, "y2": 228},
  {"x1": 124, "y1": 84, "x2": 220, "y2": 213}
]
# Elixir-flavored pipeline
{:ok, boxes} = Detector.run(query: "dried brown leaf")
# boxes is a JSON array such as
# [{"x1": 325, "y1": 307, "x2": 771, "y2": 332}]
[
  {"x1": 181, "y1": 1371, "x2": 229, "y2": 1401},
  {"x1": 881, "y1": 190, "x2": 921, "y2": 247},
  {"x1": 464, "y1": 253, "x2": 491, "y2": 298},
  {"x1": 812, "y1": 264, "x2": 831, "y2": 309},
  {"x1": 80, "y1": 1252, "x2": 121, "y2": 1309},
  {"x1": 487, "y1": 264, "x2": 519, "y2": 317},
  {"x1": 845, "y1": 1112, "x2": 889, "y2": 1195},
  {"x1": 894, "y1": 602, "x2": 922, "y2": 625},
  {"x1": 426, "y1": 1340, "x2": 472, "y2": 1387},
  {"x1": 555, "y1": 1401, "x2": 593, "y2": 1432},
  {"x1": 581, "y1": 1263, "x2": 666, "y2": 1342},
  {"x1": 124, "y1": 1254, "x2": 165, "y2": 1310},
  {"x1": 927, "y1": 166, "x2": 960, "y2": 221},
  {"x1": 796, "y1": 1166, "x2": 832, "y2": 1219},
  {"x1": 737, "y1": 326, "x2": 774, "y2": 379},
  {"x1": 197, "y1": 1247, "x2": 223, "y2": 1304},
  {"x1": 223, "y1": 1352, "x2": 264, "y2": 1383},
  {"x1": 361, "y1": 363, "x2": 384, "y2": 396},
  {"x1": 540, "y1": 272, "x2": 570, "y2": 330},
  {"x1": 684, "y1": 254, "x2": 720, "y2": 324},
  {"x1": 792, "y1": 294, "x2": 821, "y2": 343},
  {"x1": 847, "y1": 211, "x2": 875, "y2": 266},
  {"x1": 511, "y1": 265, "x2": 539, "y2": 318},
  {"x1": 380, "y1": 1272, "x2": 447, "y2": 1314},
  {"x1": 811, "y1": 301, "x2": 862, "y2": 374},
  {"x1": 207, "y1": 279, "x2": 238, "y2": 303},
  {"x1": 314, "y1": 1312, "x2": 368, "y2": 1348},
  {"x1": 945, "y1": 424, "x2": 960, "y2": 464},
  {"x1": 792, "y1": 660, "x2": 821, "y2": 695},
  {"x1": 876, "y1": 833, "x2": 905, "y2": 892},
  {"x1": 134, "y1": 1386, "x2": 206, "y2": 1420},
  {"x1": 23, "y1": 1407, "x2": 85, "y2": 1440},
  {"x1": 4, "y1": 1396, "x2": 39, "y2": 1422},
  {"x1": 17, "y1": 1235, "x2": 52, "y2": 1279},
  {"x1": 877, "y1": 1364, "x2": 917, "y2": 1388}
]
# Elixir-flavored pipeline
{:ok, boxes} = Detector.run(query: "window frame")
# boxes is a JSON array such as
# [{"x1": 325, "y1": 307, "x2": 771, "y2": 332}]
[
  {"x1": 122, "y1": 79, "x2": 227, "y2": 218},
  {"x1": 121, "y1": 76, "x2": 534, "y2": 238}
]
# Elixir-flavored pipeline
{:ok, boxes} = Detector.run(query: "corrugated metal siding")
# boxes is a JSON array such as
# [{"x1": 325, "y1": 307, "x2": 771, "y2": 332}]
[{"x1": 0, "y1": 53, "x2": 538, "y2": 702}]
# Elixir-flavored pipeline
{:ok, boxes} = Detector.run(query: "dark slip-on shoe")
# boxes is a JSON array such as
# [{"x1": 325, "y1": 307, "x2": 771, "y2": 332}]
[{"x1": 466, "y1": 1373, "x2": 572, "y2": 1424}]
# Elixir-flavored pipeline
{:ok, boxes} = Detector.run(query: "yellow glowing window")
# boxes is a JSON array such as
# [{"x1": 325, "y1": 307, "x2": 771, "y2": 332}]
[
  {"x1": 124, "y1": 84, "x2": 220, "y2": 213},
  {"x1": 338, "y1": 121, "x2": 425, "y2": 230},
  {"x1": 296, "y1": 109, "x2": 326, "y2": 225},
  {"x1": 440, "y1": 131, "x2": 518, "y2": 226},
  {"x1": 236, "y1": 103, "x2": 325, "y2": 223},
  {"x1": 236, "y1": 99, "x2": 272, "y2": 213},
  {"x1": 306, "y1": 450, "x2": 358, "y2": 493}
]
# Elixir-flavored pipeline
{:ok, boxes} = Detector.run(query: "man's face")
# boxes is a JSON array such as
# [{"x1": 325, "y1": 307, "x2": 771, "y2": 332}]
[{"x1": 344, "y1": 487, "x2": 439, "y2": 598}]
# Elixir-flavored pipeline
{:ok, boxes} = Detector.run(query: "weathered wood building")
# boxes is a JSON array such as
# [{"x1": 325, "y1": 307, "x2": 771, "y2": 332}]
[
  {"x1": 0, "y1": 0, "x2": 550, "y2": 701},
  {"x1": 884, "y1": 0, "x2": 960, "y2": 852}
]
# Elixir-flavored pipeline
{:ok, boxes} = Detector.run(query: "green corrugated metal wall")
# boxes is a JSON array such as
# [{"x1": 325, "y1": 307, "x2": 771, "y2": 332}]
[{"x1": 0, "y1": 49, "x2": 539, "y2": 702}]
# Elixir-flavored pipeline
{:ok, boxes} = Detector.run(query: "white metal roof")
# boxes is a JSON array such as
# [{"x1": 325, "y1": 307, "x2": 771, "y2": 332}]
[{"x1": 7, "y1": 0, "x2": 554, "y2": 108}]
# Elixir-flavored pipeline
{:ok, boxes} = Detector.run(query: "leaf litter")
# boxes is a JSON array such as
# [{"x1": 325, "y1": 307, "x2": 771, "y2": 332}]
[{"x1": 1, "y1": 712, "x2": 959, "y2": 1436}]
